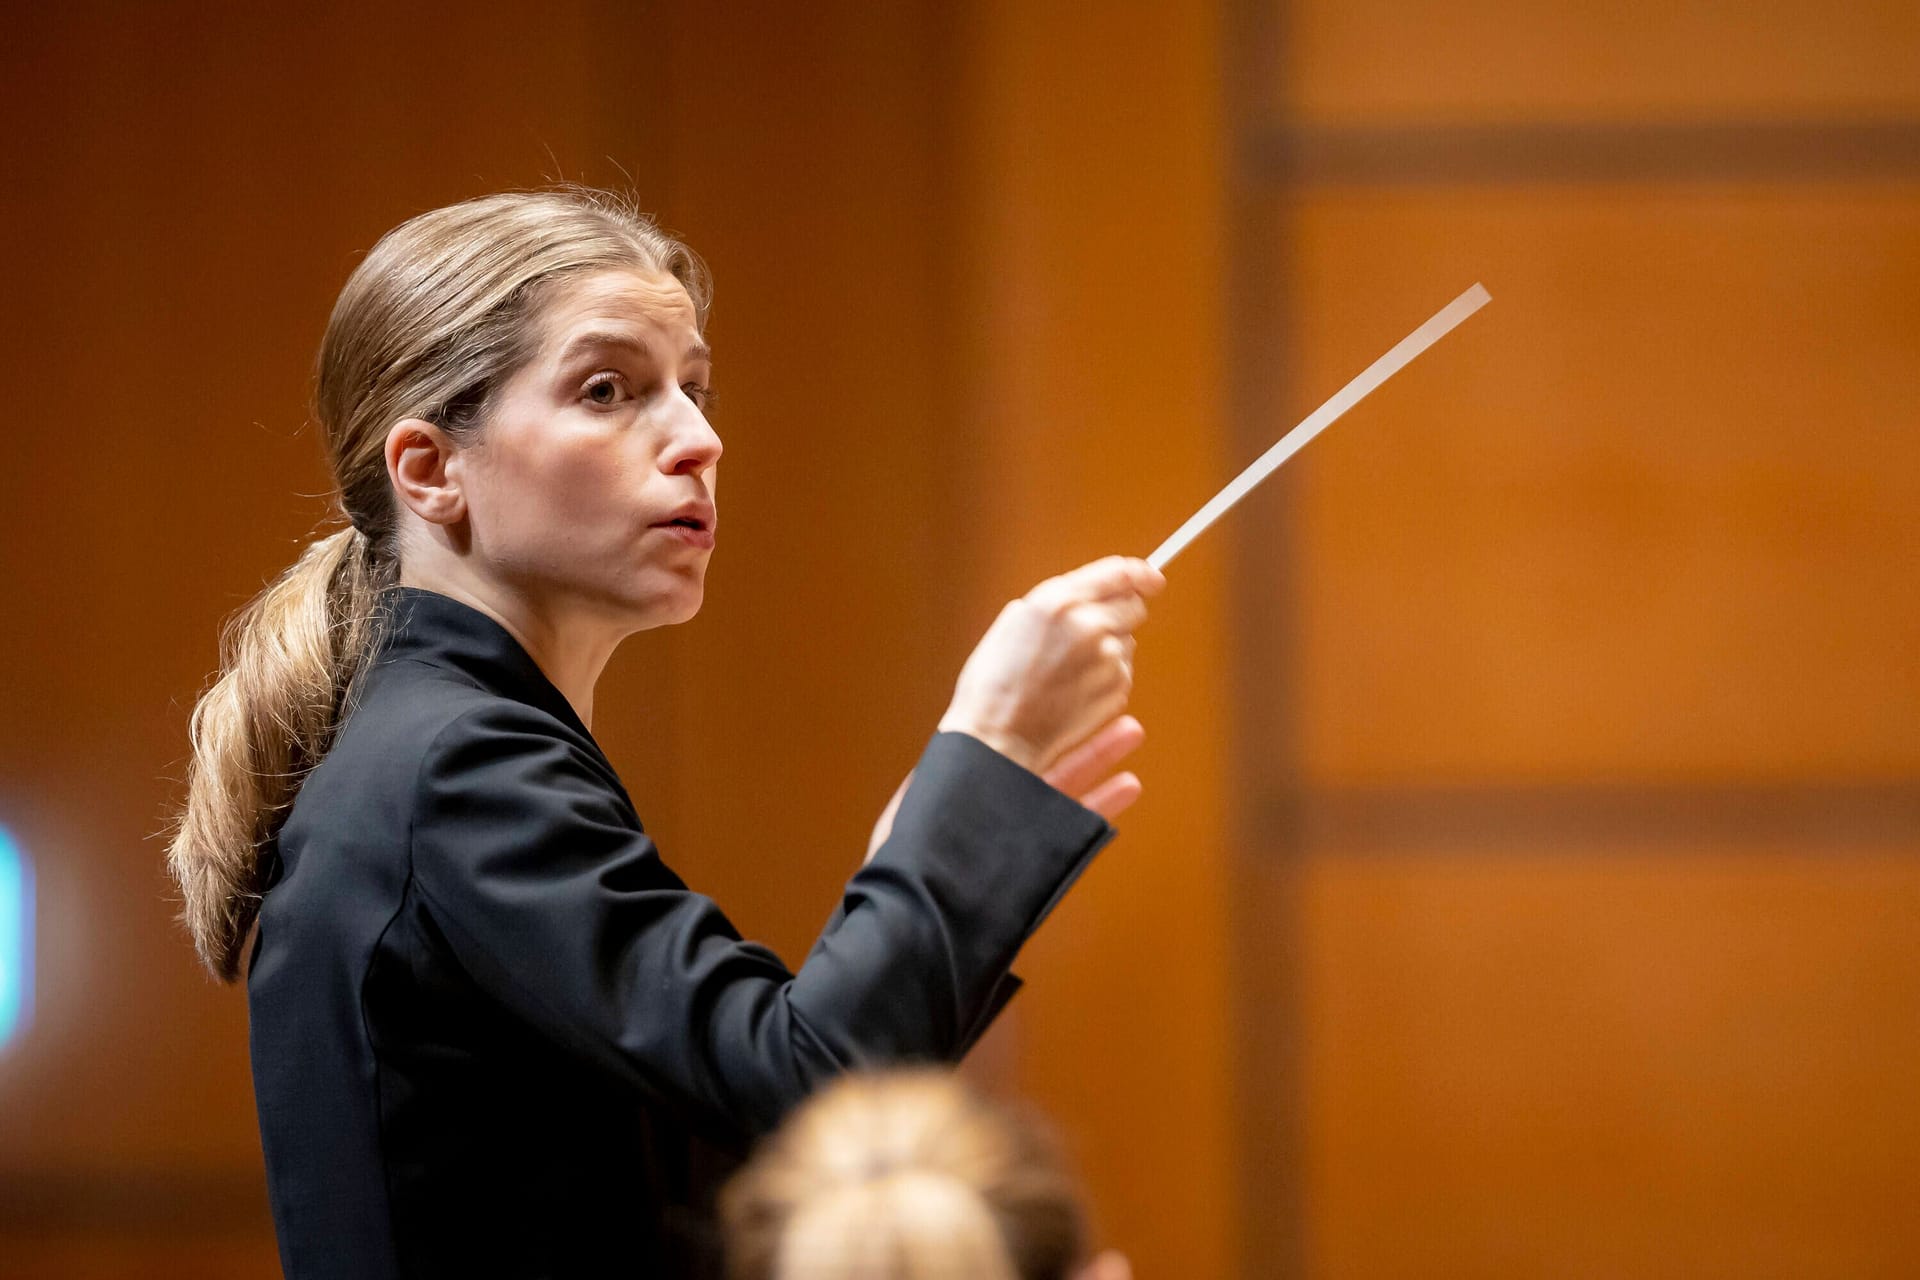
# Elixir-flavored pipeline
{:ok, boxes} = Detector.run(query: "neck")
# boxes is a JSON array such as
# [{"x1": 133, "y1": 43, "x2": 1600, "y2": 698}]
[{"x1": 399, "y1": 566, "x2": 618, "y2": 730}]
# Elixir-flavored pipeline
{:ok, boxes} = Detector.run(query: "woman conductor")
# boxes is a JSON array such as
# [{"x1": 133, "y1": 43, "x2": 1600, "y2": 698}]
[{"x1": 166, "y1": 189, "x2": 1162, "y2": 1279}]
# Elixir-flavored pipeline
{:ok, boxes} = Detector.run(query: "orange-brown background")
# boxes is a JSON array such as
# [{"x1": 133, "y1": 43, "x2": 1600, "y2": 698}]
[{"x1": 0, "y1": 2, "x2": 1913, "y2": 1277}]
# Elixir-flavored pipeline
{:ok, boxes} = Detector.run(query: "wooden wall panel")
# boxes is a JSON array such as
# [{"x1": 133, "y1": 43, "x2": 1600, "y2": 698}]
[
  {"x1": 1235, "y1": 1, "x2": 1920, "y2": 1274},
  {"x1": 1265, "y1": 182, "x2": 1920, "y2": 790},
  {"x1": 1284, "y1": 845, "x2": 1920, "y2": 1277},
  {"x1": 1271, "y1": 0, "x2": 1920, "y2": 125}
]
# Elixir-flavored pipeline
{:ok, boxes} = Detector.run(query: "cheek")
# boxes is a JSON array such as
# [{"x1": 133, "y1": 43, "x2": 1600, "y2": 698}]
[
  {"x1": 547, "y1": 441, "x2": 637, "y2": 519},
  {"x1": 468, "y1": 432, "x2": 642, "y2": 549}
]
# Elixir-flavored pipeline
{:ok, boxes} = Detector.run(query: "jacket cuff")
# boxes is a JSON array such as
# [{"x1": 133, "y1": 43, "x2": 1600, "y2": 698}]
[
  {"x1": 913, "y1": 730, "x2": 1114, "y2": 928},
  {"x1": 871, "y1": 731, "x2": 1115, "y2": 1051}
]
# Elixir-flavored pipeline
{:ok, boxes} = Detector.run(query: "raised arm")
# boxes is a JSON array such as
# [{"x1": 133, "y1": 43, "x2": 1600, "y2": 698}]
[{"x1": 409, "y1": 702, "x2": 1109, "y2": 1137}]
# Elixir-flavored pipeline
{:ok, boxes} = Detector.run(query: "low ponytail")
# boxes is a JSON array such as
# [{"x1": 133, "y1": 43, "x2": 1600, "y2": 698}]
[{"x1": 168, "y1": 524, "x2": 394, "y2": 981}]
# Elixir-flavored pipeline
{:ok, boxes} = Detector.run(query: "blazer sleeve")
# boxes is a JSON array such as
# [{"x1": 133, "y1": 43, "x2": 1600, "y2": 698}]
[{"x1": 407, "y1": 699, "x2": 1113, "y2": 1135}]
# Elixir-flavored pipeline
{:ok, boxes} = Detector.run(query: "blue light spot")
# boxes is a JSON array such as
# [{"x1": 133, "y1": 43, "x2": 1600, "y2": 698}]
[{"x1": 0, "y1": 827, "x2": 31, "y2": 1051}]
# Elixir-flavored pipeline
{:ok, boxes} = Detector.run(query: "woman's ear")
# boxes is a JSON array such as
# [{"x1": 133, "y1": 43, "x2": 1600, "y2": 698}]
[
  {"x1": 1075, "y1": 1250, "x2": 1132, "y2": 1280},
  {"x1": 385, "y1": 418, "x2": 467, "y2": 526}
]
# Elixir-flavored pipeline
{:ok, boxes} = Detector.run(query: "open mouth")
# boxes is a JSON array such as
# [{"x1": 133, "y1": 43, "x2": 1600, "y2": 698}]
[
  {"x1": 652, "y1": 511, "x2": 716, "y2": 546},
  {"x1": 652, "y1": 501, "x2": 716, "y2": 538}
]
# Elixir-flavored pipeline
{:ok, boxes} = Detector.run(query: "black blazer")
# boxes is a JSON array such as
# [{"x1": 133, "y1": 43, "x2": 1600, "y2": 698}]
[{"x1": 246, "y1": 586, "x2": 1113, "y2": 1278}]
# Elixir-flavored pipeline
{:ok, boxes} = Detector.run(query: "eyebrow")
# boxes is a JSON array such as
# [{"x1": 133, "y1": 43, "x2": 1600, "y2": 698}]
[{"x1": 557, "y1": 329, "x2": 713, "y2": 368}]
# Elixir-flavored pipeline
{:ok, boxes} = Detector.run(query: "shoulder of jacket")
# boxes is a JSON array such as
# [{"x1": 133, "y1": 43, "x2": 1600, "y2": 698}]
[
  {"x1": 417, "y1": 693, "x2": 624, "y2": 792},
  {"x1": 406, "y1": 696, "x2": 641, "y2": 848},
  {"x1": 418, "y1": 692, "x2": 586, "y2": 756}
]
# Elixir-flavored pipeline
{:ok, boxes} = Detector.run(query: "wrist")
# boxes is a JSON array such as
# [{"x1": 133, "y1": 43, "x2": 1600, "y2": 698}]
[{"x1": 936, "y1": 713, "x2": 1040, "y2": 773}]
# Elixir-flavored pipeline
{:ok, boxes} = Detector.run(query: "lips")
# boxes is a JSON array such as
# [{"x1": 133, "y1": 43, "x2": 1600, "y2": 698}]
[{"x1": 650, "y1": 501, "x2": 716, "y2": 534}]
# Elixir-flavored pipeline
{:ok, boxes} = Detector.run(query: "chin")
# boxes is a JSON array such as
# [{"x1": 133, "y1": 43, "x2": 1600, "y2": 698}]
[
  {"x1": 619, "y1": 559, "x2": 709, "y2": 631},
  {"x1": 644, "y1": 579, "x2": 706, "y2": 628}
]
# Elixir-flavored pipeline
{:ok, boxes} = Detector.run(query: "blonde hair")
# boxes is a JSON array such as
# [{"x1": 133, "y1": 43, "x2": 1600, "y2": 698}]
[
  {"x1": 167, "y1": 188, "x2": 710, "y2": 980},
  {"x1": 722, "y1": 1071, "x2": 1092, "y2": 1280}
]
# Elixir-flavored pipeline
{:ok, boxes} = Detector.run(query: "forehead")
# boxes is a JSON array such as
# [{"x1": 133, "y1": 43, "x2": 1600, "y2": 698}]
[{"x1": 535, "y1": 268, "x2": 701, "y2": 353}]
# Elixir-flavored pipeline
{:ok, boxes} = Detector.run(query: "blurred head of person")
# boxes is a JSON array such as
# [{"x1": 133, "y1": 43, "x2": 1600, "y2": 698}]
[
  {"x1": 169, "y1": 187, "x2": 714, "y2": 981},
  {"x1": 721, "y1": 1069, "x2": 1131, "y2": 1280}
]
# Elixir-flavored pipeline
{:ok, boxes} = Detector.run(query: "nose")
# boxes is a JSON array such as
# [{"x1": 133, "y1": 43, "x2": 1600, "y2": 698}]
[{"x1": 661, "y1": 396, "x2": 723, "y2": 477}]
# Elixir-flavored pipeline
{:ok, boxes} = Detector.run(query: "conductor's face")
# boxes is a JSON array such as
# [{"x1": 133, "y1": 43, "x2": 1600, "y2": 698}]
[{"x1": 461, "y1": 268, "x2": 721, "y2": 633}]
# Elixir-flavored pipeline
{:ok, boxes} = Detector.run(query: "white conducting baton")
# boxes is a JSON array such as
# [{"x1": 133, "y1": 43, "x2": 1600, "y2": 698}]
[{"x1": 1148, "y1": 283, "x2": 1492, "y2": 571}]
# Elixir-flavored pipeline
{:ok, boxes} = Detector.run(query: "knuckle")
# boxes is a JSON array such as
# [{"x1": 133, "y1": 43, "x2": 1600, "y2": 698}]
[{"x1": 1034, "y1": 589, "x2": 1073, "y2": 619}]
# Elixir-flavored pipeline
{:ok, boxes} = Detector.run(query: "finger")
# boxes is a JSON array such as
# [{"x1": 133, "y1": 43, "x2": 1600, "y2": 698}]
[
  {"x1": 1100, "y1": 557, "x2": 1163, "y2": 601},
  {"x1": 1047, "y1": 685, "x2": 1135, "y2": 775},
  {"x1": 1031, "y1": 556, "x2": 1155, "y2": 611},
  {"x1": 1095, "y1": 558, "x2": 1162, "y2": 603},
  {"x1": 1129, "y1": 561, "x2": 1166, "y2": 599},
  {"x1": 1098, "y1": 634, "x2": 1134, "y2": 689},
  {"x1": 1029, "y1": 553, "x2": 1119, "y2": 587},
  {"x1": 1078, "y1": 771, "x2": 1142, "y2": 821},
  {"x1": 1074, "y1": 594, "x2": 1148, "y2": 636},
  {"x1": 1043, "y1": 714, "x2": 1144, "y2": 797}
]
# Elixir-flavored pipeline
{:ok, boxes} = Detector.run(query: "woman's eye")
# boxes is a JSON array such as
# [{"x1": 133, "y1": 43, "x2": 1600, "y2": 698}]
[
  {"x1": 582, "y1": 373, "x2": 629, "y2": 406},
  {"x1": 683, "y1": 382, "x2": 715, "y2": 411}
]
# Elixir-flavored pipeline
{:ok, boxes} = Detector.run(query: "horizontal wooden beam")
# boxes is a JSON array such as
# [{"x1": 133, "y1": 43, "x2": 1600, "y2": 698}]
[
  {"x1": 1243, "y1": 119, "x2": 1920, "y2": 186},
  {"x1": 1258, "y1": 780, "x2": 1920, "y2": 853}
]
